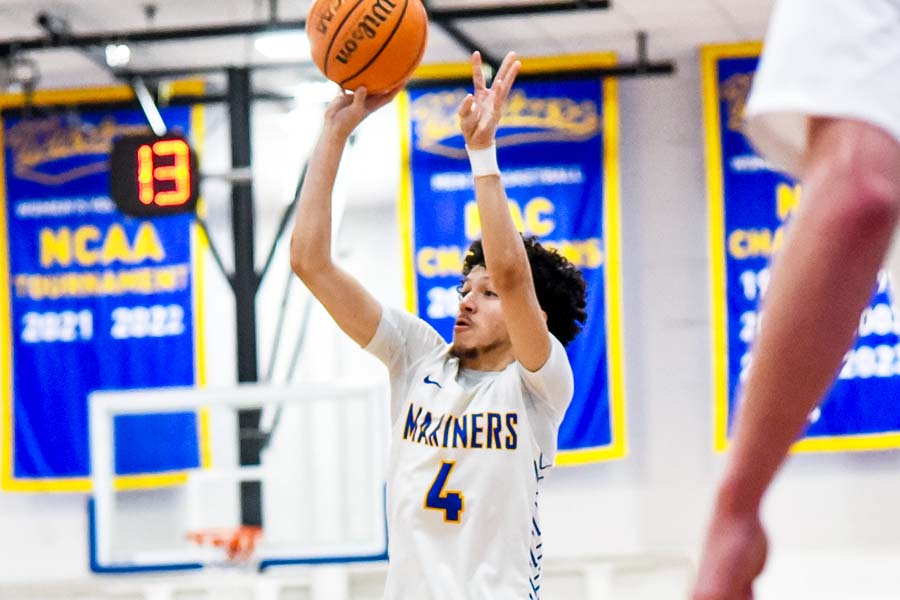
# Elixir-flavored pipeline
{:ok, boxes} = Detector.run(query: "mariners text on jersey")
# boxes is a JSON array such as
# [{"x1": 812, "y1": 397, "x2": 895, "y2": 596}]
[{"x1": 403, "y1": 403, "x2": 519, "y2": 450}]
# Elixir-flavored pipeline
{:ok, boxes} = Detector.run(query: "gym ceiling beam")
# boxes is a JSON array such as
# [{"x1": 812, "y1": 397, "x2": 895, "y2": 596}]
[{"x1": 1, "y1": 2, "x2": 608, "y2": 56}]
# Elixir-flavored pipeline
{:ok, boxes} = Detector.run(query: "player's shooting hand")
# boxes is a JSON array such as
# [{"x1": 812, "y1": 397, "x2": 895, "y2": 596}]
[
  {"x1": 324, "y1": 85, "x2": 402, "y2": 140},
  {"x1": 458, "y1": 51, "x2": 521, "y2": 150}
]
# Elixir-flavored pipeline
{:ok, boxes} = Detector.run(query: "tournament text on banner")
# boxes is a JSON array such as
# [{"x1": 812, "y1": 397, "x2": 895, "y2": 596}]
[
  {"x1": 0, "y1": 85, "x2": 207, "y2": 491},
  {"x1": 702, "y1": 43, "x2": 900, "y2": 452},
  {"x1": 399, "y1": 55, "x2": 627, "y2": 465}
]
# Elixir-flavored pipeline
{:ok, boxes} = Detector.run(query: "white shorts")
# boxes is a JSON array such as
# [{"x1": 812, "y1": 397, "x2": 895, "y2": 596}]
[{"x1": 745, "y1": 0, "x2": 900, "y2": 177}]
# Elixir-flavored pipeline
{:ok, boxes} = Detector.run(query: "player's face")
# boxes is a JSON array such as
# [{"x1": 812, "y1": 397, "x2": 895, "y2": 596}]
[{"x1": 451, "y1": 266, "x2": 512, "y2": 362}]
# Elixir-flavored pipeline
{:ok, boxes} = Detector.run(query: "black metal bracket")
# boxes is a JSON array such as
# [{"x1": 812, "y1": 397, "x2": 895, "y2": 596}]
[
  {"x1": 35, "y1": 12, "x2": 108, "y2": 72},
  {"x1": 432, "y1": 18, "x2": 502, "y2": 73},
  {"x1": 0, "y1": 18, "x2": 307, "y2": 56},
  {"x1": 196, "y1": 217, "x2": 232, "y2": 288},
  {"x1": 422, "y1": 0, "x2": 611, "y2": 74},
  {"x1": 407, "y1": 29, "x2": 674, "y2": 88},
  {"x1": 429, "y1": 0, "x2": 610, "y2": 20},
  {"x1": 36, "y1": 11, "x2": 171, "y2": 134}
]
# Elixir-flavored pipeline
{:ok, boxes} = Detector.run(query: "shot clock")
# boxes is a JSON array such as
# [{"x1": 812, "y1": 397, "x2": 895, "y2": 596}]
[{"x1": 110, "y1": 134, "x2": 199, "y2": 217}]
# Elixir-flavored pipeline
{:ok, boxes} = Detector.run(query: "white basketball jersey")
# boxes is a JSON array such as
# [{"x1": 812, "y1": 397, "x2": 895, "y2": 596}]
[{"x1": 364, "y1": 307, "x2": 574, "y2": 600}]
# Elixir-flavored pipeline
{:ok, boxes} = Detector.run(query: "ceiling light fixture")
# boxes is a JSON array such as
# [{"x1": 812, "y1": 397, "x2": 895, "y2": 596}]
[{"x1": 104, "y1": 43, "x2": 131, "y2": 68}]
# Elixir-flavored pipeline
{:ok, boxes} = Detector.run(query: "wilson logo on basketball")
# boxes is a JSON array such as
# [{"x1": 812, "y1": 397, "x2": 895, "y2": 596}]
[
  {"x1": 307, "y1": 0, "x2": 428, "y2": 93},
  {"x1": 311, "y1": 0, "x2": 350, "y2": 34},
  {"x1": 335, "y1": 0, "x2": 399, "y2": 64}
]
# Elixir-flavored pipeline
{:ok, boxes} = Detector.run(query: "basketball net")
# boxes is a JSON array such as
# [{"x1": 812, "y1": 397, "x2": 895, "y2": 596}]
[{"x1": 186, "y1": 525, "x2": 263, "y2": 566}]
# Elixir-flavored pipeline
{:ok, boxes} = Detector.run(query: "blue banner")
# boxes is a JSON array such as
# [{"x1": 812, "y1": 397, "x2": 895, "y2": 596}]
[
  {"x1": 1, "y1": 88, "x2": 206, "y2": 491},
  {"x1": 399, "y1": 57, "x2": 626, "y2": 464},
  {"x1": 702, "y1": 43, "x2": 900, "y2": 452}
]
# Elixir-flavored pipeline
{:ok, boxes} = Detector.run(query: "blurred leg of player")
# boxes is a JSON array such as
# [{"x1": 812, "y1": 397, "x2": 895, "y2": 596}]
[
  {"x1": 692, "y1": 1, "x2": 900, "y2": 598},
  {"x1": 694, "y1": 119, "x2": 900, "y2": 600}
]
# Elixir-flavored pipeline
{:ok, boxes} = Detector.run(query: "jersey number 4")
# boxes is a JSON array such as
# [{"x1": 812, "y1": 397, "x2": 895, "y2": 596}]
[{"x1": 425, "y1": 461, "x2": 465, "y2": 523}]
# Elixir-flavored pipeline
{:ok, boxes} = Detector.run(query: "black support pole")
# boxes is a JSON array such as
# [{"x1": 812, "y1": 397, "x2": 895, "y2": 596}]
[{"x1": 228, "y1": 66, "x2": 263, "y2": 528}]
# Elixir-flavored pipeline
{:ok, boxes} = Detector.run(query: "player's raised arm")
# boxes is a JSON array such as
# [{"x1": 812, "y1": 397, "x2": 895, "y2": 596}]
[
  {"x1": 457, "y1": 51, "x2": 550, "y2": 372},
  {"x1": 289, "y1": 87, "x2": 398, "y2": 347}
]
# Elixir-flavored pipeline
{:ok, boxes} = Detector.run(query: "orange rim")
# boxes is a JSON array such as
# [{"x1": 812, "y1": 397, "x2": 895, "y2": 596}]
[{"x1": 186, "y1": 526, "x2": 263, "y2": 562}]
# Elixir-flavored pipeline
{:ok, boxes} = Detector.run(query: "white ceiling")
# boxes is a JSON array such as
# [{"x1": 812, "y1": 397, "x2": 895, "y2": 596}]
[{"x1": 0, "y1": 0, "x2": 775, "y2": 91}]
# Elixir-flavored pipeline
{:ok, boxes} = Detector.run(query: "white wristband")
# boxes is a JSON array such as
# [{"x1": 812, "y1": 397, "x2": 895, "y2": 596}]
[{"x1": 466, "y1": 143, "x2": 500, "y2": 177}]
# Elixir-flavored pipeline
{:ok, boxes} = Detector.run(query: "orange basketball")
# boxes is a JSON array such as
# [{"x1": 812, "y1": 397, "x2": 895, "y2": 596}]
[{"x1": 306, "y1": 0, "x2": 429, "y2": 94}]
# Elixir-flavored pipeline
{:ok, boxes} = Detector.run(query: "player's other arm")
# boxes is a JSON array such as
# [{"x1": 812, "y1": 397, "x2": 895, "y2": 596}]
[
  {"x1": 290, "y1": 87, "x2": 398, "y2": 347},
  {"x1": 459, "y1": 51, "x2": 550, "y2": 372}
]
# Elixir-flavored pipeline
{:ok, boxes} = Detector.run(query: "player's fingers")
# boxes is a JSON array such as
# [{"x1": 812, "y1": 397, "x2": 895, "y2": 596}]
[
  {"x1": 352, "y1": 86, "x2": 368, "y2": 109},
  {"x1": 329, "y1": 89, "x2": 350, "y2": 110},
  {"x1": 491, "y1": 78, "x2": 506, "y2": 110},
  {"x1": 506, "y1": 60, "x2": 521, "y2": 90},
  {"x1": 458, "y1": 94, "x2": 475, "y2": 117},
  {"x1": 494, "y1": 51, "x2": 518, "y2": 85},
  {"x1": 471, "y1": 51, "x2": 487, "y2": 91},
  {"x1": 366, "y1": 88, "x2": 399, "y2": 111},
  {"x1": 494, "y1": 63, "x2": 521, "y2": 106}
]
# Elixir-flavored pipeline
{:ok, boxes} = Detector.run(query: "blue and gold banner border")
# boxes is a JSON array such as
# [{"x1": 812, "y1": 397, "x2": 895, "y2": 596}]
[
  {"x1": 0, "y1": 82, "x2": 210, "y2": 492},
  {"x1": 701, "y1": 41, "x2": 900, "y2": 454},
  {"x1": 399, "y1": 53, "x2": 627, "y2": 465}
]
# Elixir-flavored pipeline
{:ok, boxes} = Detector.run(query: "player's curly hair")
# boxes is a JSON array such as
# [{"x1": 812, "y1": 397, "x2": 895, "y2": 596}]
[{"x1": 461, "y1": 236, "x2": 587, "y2": 346}]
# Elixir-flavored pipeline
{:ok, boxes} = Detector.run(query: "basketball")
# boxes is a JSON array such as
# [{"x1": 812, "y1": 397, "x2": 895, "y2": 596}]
[{"x1": 306, "y1": 0, "x2": 429, "y2": 94}]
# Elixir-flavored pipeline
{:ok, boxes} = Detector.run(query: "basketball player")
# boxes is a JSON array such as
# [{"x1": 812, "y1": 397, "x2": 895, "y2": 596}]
[
  {"x1": 289, "y1": 50, "x2": 588, "y2": 599},
  {"x1": 692, "y1": 2, "x2": 900, "y2": 599}
]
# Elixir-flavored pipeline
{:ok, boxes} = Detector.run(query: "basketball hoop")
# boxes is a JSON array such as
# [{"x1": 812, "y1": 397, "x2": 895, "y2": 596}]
[{"x1": 186, "y1": 525, "x2": 263, "y2": 564}]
